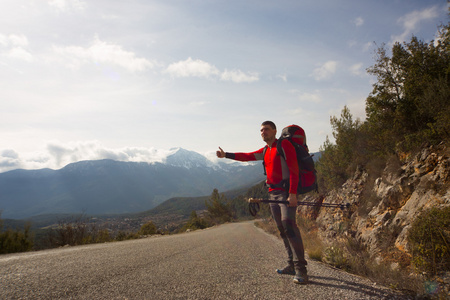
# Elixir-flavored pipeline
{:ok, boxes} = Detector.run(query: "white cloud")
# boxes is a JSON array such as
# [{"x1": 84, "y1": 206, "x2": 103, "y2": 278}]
[
  {"x1": 0, "y1": 34, "x2": 29, "y2": 48},
  {"x1": 165, "y1": 57, "x2": 259, "y2": 83},
  {"x1": 1, "y1": 149, "x2": 19, "y2": 159},
  {"x1": 353, "y1": 17, "x2": 364, "y2": 27},
  {"x1": 0, "y1": 34, "x2": 33, "y2": 62},
  {"x1": 220, "y1": 69, "x2": 259, "y2": 83},
  {"x1": 392, "y1": 6, "x2": 439, "y2": 43},
  {"x1": 348, "y1": 40, "x2": 357, "y2": 48},
  {"x1": 7, "y1": 34, "x2": 29, "y2": 47},
  {"x1": 298, "y1": 92, "x2": 321, "y2": 103},
  {"x1": 165, "y1": 57, "x2": 219, "y2": 78},
  {"x1": 0, "y1": 149, "x2": 22, "y2": 172},
  {"x1": 311, "y1": 61, "x2": 337, "y2": 81},
  {"x1": 0, "y1": 35, "x2": 7, "y2": 47},
  {"x1": 286, "y1": 108, "x2": 304, "y2": 115},
  {"x1": 189, "y1": 101, "x2": 208, "y2": 107},
  {"x1": 7, "y1": 47, "x2": 33, "y2": 62},
  {"x1": 349, "y1": 63, "x2": 363, "y2": 76},
  {"x1": 52, "y1": 37, "x2": 155, "y2": 72},
  {"x1": 362, "y1": 41, "x2": 373, "y2": 52},
  {"x1": 287, "y1": 89, "x2": 322, "y2": 105},
  {"x1": 277, "y1": 74, "x2": 287, "y2": 82},
  {"x1": 48, "y1": 0, "x2": 87, "y2": 12},
  {"x1": 0, "y1": 141, "x2": 182, "y2": 173}
]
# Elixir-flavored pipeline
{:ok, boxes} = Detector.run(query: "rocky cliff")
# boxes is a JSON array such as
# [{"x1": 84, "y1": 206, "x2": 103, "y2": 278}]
[{"x1": 299, "y1": 143, "x2": 449, "y2": 279}]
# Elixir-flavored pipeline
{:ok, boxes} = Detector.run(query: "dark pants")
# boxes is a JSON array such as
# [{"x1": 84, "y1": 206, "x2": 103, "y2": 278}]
[{"x1": 269, "y1": 190, "x2": 307, "y2": 272}]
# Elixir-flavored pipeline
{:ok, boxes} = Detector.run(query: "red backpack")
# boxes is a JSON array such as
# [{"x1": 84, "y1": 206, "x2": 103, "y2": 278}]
[{"x1": 263, "y1": 125, "x2": 318, "y2": 194}]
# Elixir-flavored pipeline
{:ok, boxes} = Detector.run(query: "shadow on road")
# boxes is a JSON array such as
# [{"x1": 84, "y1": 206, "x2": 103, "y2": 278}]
[{"x1": 308, "y1": 275, "x2": 411, "y2": 299}]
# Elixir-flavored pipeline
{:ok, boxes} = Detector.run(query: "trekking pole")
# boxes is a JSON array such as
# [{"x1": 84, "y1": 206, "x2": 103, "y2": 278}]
[{"x1": 247, "y1": 198, "x2": 350, "y2": 217}]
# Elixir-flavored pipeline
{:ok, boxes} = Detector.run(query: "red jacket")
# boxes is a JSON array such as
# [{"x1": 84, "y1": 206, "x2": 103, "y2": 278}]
[{"x1": 226, "y1": 139, "x2": 299, "y2": 194}]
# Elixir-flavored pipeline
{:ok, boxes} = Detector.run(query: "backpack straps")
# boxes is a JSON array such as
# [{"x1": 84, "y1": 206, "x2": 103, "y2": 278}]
[
  {"x1": 276, "y1": 137, "x2": 287, "y2": 160},
  {"x1": 262, "y1": 145, "x2": 268, "y2": 175},
  {"x1": 264, "y1": 139, "x2": 289, "y2": 190}
]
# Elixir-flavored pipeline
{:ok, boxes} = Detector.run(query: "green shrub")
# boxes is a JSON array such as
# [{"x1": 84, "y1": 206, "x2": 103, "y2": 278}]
[
  {"x1": 47, "y1": 214, "x2": 94, "y2": 247},
  {"x1": 46, "y1": 214, "x2": 114, "y2": 247},
  {"x1": 324, "y1": 246, "x2": 349, "y2": 270},
  {"x1": 94, "y1": 229, "x2": 112, "y2": 243},
  {"x1": 407, "y1": 206, "x2": 450, "y2": 276},
  {"x1": 0, "y1": 214, "x2": 34, "y2": 254},
  {"x1": 114, "y1": 231, "x2": 139, "y2": 241},
  {"x1": 140, "y1": 221, "x2": 158, "y2": 235},
  {"x1": 182, "y1": 211, "x2": 209, "y2": 231},
  {"x1": 0, "y1": 225, "x2": 34, "y2": 254}
]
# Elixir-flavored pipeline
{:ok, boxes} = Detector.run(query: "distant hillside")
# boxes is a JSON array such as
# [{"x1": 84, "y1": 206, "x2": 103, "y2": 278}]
[
  {"x1": 139, "y1": 184, "x2": 254, "y2": 217},
  {"x1": 0, "y1": 148, "x2": 265, "y2": 219}
]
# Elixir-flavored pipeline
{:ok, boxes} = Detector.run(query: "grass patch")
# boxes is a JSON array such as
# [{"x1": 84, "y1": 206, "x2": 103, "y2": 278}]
[
  {"x1": 324, "y1": 246, "x2": 349, "y2": 270},
  {"x1": 296, "y1": 214, "x2": 324, "y2": 261},
  {"x1": 254, "y1": 218, "x2": 279, "y2": 238},
  {"x1": 255, "y1": 216, "x2": 324, "y2": 261}
]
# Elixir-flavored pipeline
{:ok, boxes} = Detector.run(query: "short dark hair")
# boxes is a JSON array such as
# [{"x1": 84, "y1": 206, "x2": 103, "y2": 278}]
[{"x1": 261, "y1": 120, "x2": 276, "y2": 130}]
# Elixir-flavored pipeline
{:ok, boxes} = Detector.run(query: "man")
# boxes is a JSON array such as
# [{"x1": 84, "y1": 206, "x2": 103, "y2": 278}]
[{"x1": 216, "y1": 120, "x2": 308, "y2": 284}]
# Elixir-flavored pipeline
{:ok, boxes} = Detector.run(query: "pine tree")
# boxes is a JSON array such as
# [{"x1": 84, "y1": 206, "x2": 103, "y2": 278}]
[{"x1": 205, "y1": 189, "x2": 233, "y2": 224}]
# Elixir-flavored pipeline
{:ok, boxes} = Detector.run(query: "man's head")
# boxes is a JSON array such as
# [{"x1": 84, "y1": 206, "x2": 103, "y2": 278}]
[{"x1": 260, "y1": 121, "x2": 277, "y2": 144}]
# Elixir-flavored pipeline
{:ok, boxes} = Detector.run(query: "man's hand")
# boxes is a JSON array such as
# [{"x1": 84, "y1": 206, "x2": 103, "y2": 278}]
[
  {"x1": 287, "y1": 193, "x2": 298, "y2": 207},
  {"x1": 216, "y1": 147, "x2": 226, "y2": 158}
]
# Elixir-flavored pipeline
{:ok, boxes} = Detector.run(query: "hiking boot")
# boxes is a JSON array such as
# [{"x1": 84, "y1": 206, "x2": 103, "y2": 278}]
[
  {"x1": 276, "y1": 264, "x2": 295, "y2": 275},
  {"x1": 293, "y1": 271, "x2": 308, "y2": 284}
]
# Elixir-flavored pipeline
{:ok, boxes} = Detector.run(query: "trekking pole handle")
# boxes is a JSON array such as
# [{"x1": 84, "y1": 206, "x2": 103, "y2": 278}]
[{"x1": 247, "y1": 198, "x2": 264, "y2": 203}]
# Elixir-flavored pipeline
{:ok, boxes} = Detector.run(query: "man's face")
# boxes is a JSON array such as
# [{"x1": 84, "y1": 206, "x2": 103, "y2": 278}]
[{"x1": 260, "y1": 124, "x2": 276, "y2": 142}]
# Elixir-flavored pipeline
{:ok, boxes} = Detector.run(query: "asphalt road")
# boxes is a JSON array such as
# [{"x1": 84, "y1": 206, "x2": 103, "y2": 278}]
[{"x1": 0, "y1": 221, "x2": 409, "y2": 299}]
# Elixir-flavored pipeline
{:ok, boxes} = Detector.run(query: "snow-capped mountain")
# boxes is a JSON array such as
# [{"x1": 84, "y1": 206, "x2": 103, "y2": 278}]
[
  {"x1": 164, "y1": 148, "x2": 214, "y2": 169},
  {"x1": 0, "y1": 148, "x2": 265, "y2": 219}
]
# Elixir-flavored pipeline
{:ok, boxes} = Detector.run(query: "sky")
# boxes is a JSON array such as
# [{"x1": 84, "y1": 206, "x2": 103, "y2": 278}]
[{"x1": 0, "y1": 0, "x2": 448, "y2": 173}]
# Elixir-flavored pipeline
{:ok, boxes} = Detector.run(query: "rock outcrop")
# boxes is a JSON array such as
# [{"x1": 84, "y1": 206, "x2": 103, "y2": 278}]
[{"x1": 300, "y1": 143, "x2": 450, "y2": 259}]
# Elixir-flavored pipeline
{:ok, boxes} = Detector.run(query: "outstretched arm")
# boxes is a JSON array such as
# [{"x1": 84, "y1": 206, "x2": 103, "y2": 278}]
[{"x1": 216, "y1": 146, "x2": 264, "y2": 161}]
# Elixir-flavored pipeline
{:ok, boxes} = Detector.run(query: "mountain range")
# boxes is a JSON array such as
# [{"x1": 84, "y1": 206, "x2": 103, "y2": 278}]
[{"x1": 0, "y1": 148, "x2": 265, "y2": 219}]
